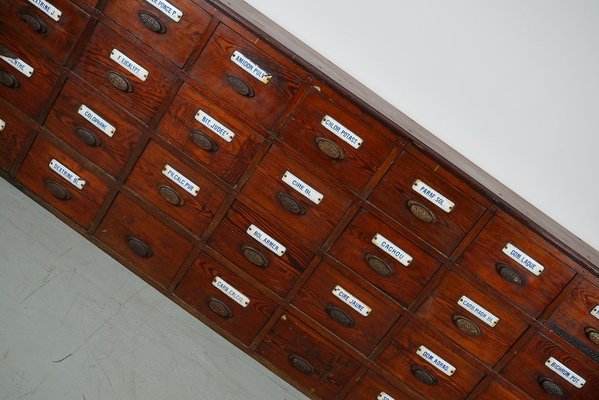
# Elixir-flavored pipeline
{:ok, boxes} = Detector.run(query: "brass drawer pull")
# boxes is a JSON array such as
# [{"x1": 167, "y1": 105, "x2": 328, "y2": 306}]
[
  {"x1": 325, "y1": 304, "x2": 355, "y2": 328},
  {"x1": 44, "y1": 179, "x2": 71, "y2": 201},
  {"x1": 225, "y1": 73, "x2": 255, "y2": 97},
  {"x1": 74, "y1": 126, "x2": 102, "y2": 147},
  {"x1": 190, "y1": 130, "x2": 219, "y2": 153},
  {"x1": 0, "y1": 67, "x2": 19, "y2": 89},
  {"x1": 538, "y1": 376, "x2": 565, "y2": 397},
  {"x1": 158, "y1": 184, "x2": 184, "y2": 206},
  {"x1": 276, "y1": 192, "x2": 306, "y2": 216},
  {"x1": 584, "y1": 326, "x2": 599, "y2": 345},
  {"x1": 138, "y1": 10, "x2": 167, "y2": 34},
  {"x1": 315, "y1": 137, "x2": 345, "y2": 160},
  {"x1": 126, "y1": 235, "x2": 153, "y2": 258},
  {"x1": 452, "y1": 314, "x2": 481, "y2": 337},
  {"x1": 288, "y1": 353, "x2": 314, "y2": 375},
  {"x1": 107, "y1": 71, "x2": 133, "y2": 93},
  {"x1": 0, "y1": 45, "x2": 18, "y2": 59},
  {"x1": 411, "y1": 364, "x2": 438, "y2": 385},
  {"x1": 406, "y1": 200, "x2": 437, "y2": 224},
  {"x1": 495, "y1": 263, "x2": 525, "y2": 286},
  {"x1": 206, "y1": 296, "x2": 233, "y2": 319},
  {"x1": 19, "y1": 11, "x2": 48, "y2": 34},
  {"x1": 241, "y1": 245, "x2": 269, "y2": 268},
  {"x1": 365, "y1": 253, "x2": 394, "y2": 277}
]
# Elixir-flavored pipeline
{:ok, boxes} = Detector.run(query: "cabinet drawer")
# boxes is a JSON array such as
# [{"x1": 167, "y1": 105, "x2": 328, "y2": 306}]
[
  {"x1": 189, "y1": 22, "x2": 306, "y2": 129},
  {"x1": 502, "y1": 331, "x2": 599, "y2": 399},
  {"x1": 475, "y1": 378, "x2": 532, "y2": 400},
  {"x1": 44, "y1": 77, "x2": 144, "y2": 177},
  {"x1": 292, "y1": 260, "x2": 402, "y2": 355},
  {"x1": 174, "y1": 252, "x2": 277, "y2": 346},
  {"x1": 0, "y1": 98, "x2": 36, "y2": 173},
  {"x1": 256, "y1": 312, "x2": 361, "y2": 399},
  {"x1": 207, "y1": 201, "x2": 314, "y2": 297},
  {"x1": 17, "y1": 132, "x2": 112, "y2": 228},
  {"x1": 330, "y1": 208, "x2": 442, "y2": 307},
  {"x1": 370, "y1": 149, "x2": 487, "y2": 255},
  {"x1": 157, "y1": 82, "x2": 264, "y2": 185},
  {"x1": 126, "y1": 140, "x2": 227, "y2": 236},
  {"x1": 278, "y1": 84, "x2": 397, "y2": 193},
  {"x1": 343, "y1": 370, "x2": 416, "y2": 400},
  {"x1": 416, "y1": 270, "x2": 529, "y2": 366},
  {"x1": 0, "y1": 0, "x2": 89, "y2": 64},
  {"x1": 241, "y1": 144, "x2": 354, "y2": 249},
  {"x1": 96, "y1": 194, "x2": 194, "y2": 287},
  {"x1": 459, "y1": 210, "x2": 577, "y2": 317},
  {"x1": 104, "y1": 0, "x2": 213, "y2": 68},
  {"x1": 377, "y1": 318, "x2": 485, "y2": 400},
  {"x1": 74, "y1": 22, "x2": 178, "y2": 123}
]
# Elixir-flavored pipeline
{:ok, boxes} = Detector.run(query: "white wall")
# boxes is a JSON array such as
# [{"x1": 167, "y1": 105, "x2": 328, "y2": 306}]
[{"x1": 244, "y1": 0, "x2": 599, "y2": 251}]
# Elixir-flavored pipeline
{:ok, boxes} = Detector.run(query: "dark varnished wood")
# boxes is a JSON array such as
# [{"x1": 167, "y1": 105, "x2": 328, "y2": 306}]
[
  {"x1": 474, "y1": 377, "x2": 533, "y2": 400},
  {"x1": 0, "y1": 98, "x2": 36, "y2": 174},
  {"x1": 342, "y1": 370, "x2": 417, "y2": 400}
]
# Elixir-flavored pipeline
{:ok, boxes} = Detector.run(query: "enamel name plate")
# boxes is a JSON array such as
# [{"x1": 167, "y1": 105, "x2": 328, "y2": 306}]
[
  {"x1": 0, "y1": 118, "x2": 5, "y2": 132},
  {"x1": 372, "y1": 233, "x2": 413, "y2": 266},
  {"x1": 377, "y1": 392, "x2": 395, "y2": 400},
  {"x1": 321, "y1": 115, "x2": 363, "y2": 149},
  {"x1": 591, "y1": 305, "x2": 599, "y2": 320},
  {"x1": 545, "y1": 357, "x2": 586, "y2": 388},
  {"x1": 332, "y1": 285, "x2": 371, "y2": 317},
  {"x1": 416, "y1": 345, "x2": 456, "y2": 376},
  {"x1": 502, "y1": 243, "x2": 544, "y2": 276},
  {"x1": 110, "y1": 49, "x2": 148, "y2": 81},
  {"x1": 145, "y1": 0, "x2": 183, "y2": 22},
  {"x1": 28, "y1": 0, "x2": 62, "y2": 22},
  {"x1": 458, "y1": 295, "x2": 499, "y2": 327},
  {"x1": 49, "y1": 159, "x2": 85, "y2": 190},
  {"x1": 246, "y1": 224, "x2": 286, "y2": 256},
  {"x1": 412, "y1": 179, "x2": 454, "y2": 212},
  {"x1": 212, "y1": 277, "x2": 250, "y2": 308},
  {"x1": 0, "y1": 55, "x2": 34, "y2": 78},
  {"x1": 230, "y1": 51, "x2": 272, "y2": 84},
  {"x1": 78, "y1": 105, "x2": 116, "y2": 137},
  {"x1": 161, "y1": 164, "x2": 199, "y2": 196},
  {"x1": 194, "y1": 110, "x2": 235, "y2": 143},
  {"x1": 282, "y1": 171, "x2": 323, "y2": 205}
]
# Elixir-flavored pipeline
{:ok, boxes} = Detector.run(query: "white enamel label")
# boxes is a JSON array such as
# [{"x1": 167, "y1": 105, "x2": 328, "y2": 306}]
[
  {"x1": 230, "y1": 51, "x2": 272, "y2": 84},
  {"x1": 332, "y1": 285, "x2": 371, "y2": 317},
  {"x1": 110, "y1": 49, "x2": 148, "y2": 81},
  {"x1": 502, "y1": 243, "x2": 544, "y2": 276},
  {"x1": 545, "y1": 357, "x2": 586, "y2": 388},
  {"x1": 412, "y1": 179, "x2": 454, "y2": 212},
  {"x1": 145, "y1": 0, "x2": 183, "y2": 22},
  {"x1": 161, "y1": 164, "x2": 199, "y2": 196},
  {"x1": 49, "y1": 159, "x2": 85, "y2": 190},
  {"x1": 377, "y1": 392, "x2": 395, "y2": 400},
  {"x1": 320, "y1": 115, "x2": 363, "y2": 149},
  {"x1": 282, "y1": 171, "x2": 323, "y2": 205},
  {"x1": 0, "y1": 118, "x2": 5, "y2": 132},
  {"x1": 246, "y1": 224, "x2": 286, "y2": 257},
  {"x1": 194, "y1": 110, "x2": 235, "y2": 143},
  {"x1": 0, "y1": 55, "x2": 34, "y2": 78},
  {"x1": 591, "y1": 305, "x2": 599, "y2": 320},
  {"x1": 416, "y1": 345, "x2": 456, "y2": 376},
  {"x1": 372, "y1": 233, "x2": 413, "y2": 267},
  {"x1": 212, "y1": 277, "x2": 250, "y2": 308},
  {"x1": 28, "y1": 0, "x2": 62, "y2": 22},
  {"x1": 78, "y1": 105, "x2": 116, "y2": 137},
  {"x1": 458, "y1": 295, "x2": 499, "y2": 327}
]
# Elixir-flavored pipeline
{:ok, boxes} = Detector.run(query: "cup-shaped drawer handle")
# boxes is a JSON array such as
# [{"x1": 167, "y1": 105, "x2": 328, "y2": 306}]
[
  {"x1": 538, "y1": 376, "x2": 565, "y2": 397},
  {"x1": 241, "y1": 245, "x2": 269, "y2": 268},
  {"x1": 325, "y1": 304, "x2": 355, "y2": 328},
  {"x1": 585, "y1": 326, "x2": 599, "y2": 345},
  {"x1": 0, "y1": 67, "x2": 19, "y2": 89},
  {"x1": 190, "y1": 130, "x2": 219, "y2": 153},
  {"x1": 126, "y1": 235, "x2": 153, "y2": 258},
  {"x1": 411, "y1": 364, "x2": 438, "y2": 385},
  {"x1": 0, "y1": 45, "x2": 18, "y2": 59},
  {"x1": 44, "y1": 179, "x2": 71, "y2": 201},
  {"x1": 495, "y1": 263, "x2": 525, "y2": 286},
  {"x1": 406, "y1": 200, "x2": 437, "y2": 224},
  {"x1": 107, "y1": 71, "x2": 133, "y2": 93},
  {"x1": 288, "y1": 353, "x2": 315, "y2": 375},
  {"x1": 276, "y1": 192, "x2": 306, "y2": 216},
  {"x1": 225, "y1": 73, "x2": 255, "y2": 97},
  {"x1": 315, "y1": 137, "x2": 345, "y2": 160},
  {"x1": 158, "y1": 184, "x2": 184, "y2": 206},
  {"x1": 74, "y1": 126, "x2": 102, "y2": 147},
  {"x1": 19, "y1": 11, "x2": 48, "y2": 34},
  {"x1": 206, "y1": 296, "x2": 233, "y2": 319},
  {"x1": 452, "y1": 314, "x2": 481, "y2": 337},
  {"x1": 365, "y1": 253, "x2": 395, "y2": 277},
  {"x1": 138, "y1": 10, "x2": 166, "y2": 34}
]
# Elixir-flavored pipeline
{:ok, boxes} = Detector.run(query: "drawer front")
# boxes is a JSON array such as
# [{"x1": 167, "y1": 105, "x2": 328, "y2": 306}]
[
  {"x1": 157, "y1": 82, "x2": 264, "y2": 185},
  {"x1": 17, "y1": 132, "x2": 112, "y2": 228},
  {"x1": 343, "y1": 370, "x2": 416, "y2": 400},
  {"x1": 278, "y1": 85, "x2": 397, "y2": 193},
  {"x1": 207, "y1": 201, "x2": 314, "y2": 297},
  {"x1": 292, "y1": 260, "x2": 402, "y2": 355},
  {"x1": 0, "y1": 0, "x2": 89, "y2": 64},
  {"x1": 502, "y1": 332, "x2": 599, "y2": 399},
  {"x1": 0, "y1": 98, "x2": 36, "y2": 173},
  {"x1": 459, "y1": 210, "x2": 577, "y2": 317},
  {"x1": 377, "y1": 318, "x2": 485, "y2": 400},
  {"x1": 330, "y1": 208, "x2": 442, "y2": 307},
  {"x1": 174, "y1": 252, "x2": 277, "y2": 346},
  {"x1": 104, "y1": 0, "x2": 213, "y2": 68},
  {"x1": 475, "y1": 379, "x2": 532, "y2": 400},
  {"x1": 74, "y1": 22, "x2": 178, "y2": 123},
  {"x1": 416, "y1": 270, "x2": 529, "y2": 366},
  {"x1": 241, "y1": 144, "x2": 354, "y2": 248},
  {"x1": 256, "y1": 312, "x2": 361, "y2": 399},
  {"x1": 370, "y1": 150, "x2": 487, "y2": 255},
  {"x1": 95, "y1": 194, "x2": 194, "y2": 287},
  {"x1": 189, "y1": 22, "x2": 306, "y2": 129},
  {"x1": 126, "y1": 140, "x2": 228, "y2": 236},
  {"x1": 44, "y1": 77, "x2": 144, "y2": 177}
]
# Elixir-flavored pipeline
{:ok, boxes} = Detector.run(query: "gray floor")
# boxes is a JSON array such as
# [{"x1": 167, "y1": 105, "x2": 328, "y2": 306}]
[{"x1": 0, "y1": 178, "x2": 307, "y2": 400}]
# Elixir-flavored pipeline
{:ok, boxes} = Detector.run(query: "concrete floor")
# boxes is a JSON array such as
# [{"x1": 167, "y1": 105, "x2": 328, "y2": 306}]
[{"x1": 0, "y1": 178, "x2": 307, "y2": 400}]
